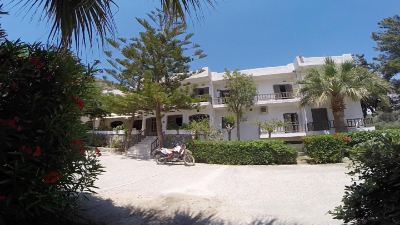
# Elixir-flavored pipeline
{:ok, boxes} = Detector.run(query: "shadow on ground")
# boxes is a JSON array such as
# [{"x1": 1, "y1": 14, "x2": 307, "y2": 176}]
[{"x1": 80, "y1": 195, "x2": 300, "y2": 225}]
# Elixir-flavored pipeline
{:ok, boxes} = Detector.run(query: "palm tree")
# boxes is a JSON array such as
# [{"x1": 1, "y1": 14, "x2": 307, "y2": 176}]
[
  {"x1": 11, "y1": 0, "x2": 215, "y2": 48},
  {"x1": 299, "y1": 57, "x2": 391, "y2": 132}
]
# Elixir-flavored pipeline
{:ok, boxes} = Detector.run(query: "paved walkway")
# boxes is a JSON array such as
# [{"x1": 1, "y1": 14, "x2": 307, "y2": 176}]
[{"x1": 82, "y1": 151, "x2": 350, "y2": 225}]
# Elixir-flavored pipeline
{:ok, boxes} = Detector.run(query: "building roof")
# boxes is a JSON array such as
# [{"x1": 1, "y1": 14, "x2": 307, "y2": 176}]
[{"x1": 186, "y1": 54, "x2": 353, "y2": 82}]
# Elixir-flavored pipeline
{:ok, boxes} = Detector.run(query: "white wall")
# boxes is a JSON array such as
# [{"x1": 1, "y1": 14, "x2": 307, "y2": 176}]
[
  {"x1": 304, "y1": 98, "x2": 363, "y2": 123},
  {"x1": 213, "y1": 104, "x2": 304, "y2": 140}
]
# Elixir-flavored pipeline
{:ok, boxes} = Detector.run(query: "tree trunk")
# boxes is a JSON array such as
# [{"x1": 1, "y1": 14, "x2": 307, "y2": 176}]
[
  {"x1": 91, "y1": 118, "x2": 96, "y2": 145},
  {"x1": 124, "y1": 114, "x2": 135, "y2": 151},
  {"x1": 268, "y1": 131, "x2": 272, "y2": 138},
  {"x1": 236, "y1": 113, "x2": 241, "y2": 140},
  {"x1": 227, "y1": 130, "x2": 231, "y2": 141},
  {"x1": 331, "y1": 96, "x2": 347, "y2": 133},
  {"x1": 155, "y1": 102, "x2": 164, "y2": 147}
]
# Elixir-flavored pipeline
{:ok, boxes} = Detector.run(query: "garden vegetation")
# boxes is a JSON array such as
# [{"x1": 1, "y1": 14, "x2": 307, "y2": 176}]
[
  {"x1": 0, "y1": 40, "x2": 103, "y2": 225},
  {"x1": 187, "y1": 140, "x2": 297, "y2": 165}
]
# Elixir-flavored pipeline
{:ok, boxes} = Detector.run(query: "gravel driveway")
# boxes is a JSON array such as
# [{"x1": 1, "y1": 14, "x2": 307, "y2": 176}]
[{"x1": 82, "y1": 151, "x2": 350, "y2": 225}]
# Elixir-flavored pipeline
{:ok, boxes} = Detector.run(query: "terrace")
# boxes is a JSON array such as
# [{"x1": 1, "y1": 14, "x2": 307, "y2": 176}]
[{"x1": 259, "y1": 118, "x2": 374, "y2": 138}]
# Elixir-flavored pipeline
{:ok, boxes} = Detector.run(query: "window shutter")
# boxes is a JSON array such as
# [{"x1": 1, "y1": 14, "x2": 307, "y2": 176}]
[
  {"x1": 273, "y1": 85, "x2": 281, "y2": 93},
  {"x1": 285, "y1": 84, "x2": 293, "y2": 93}
]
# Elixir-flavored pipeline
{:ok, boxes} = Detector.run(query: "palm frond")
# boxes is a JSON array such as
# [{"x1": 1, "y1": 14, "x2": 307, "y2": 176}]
[
  {"x1": 161, "y1": 0, "x2": 216, "y2": 21},
  {"x1": 299, "y1": 57, "x2": 391, "y2": 108},
  {"x1": 16, "y1": 0, "x2": 116, "y2": 48}
]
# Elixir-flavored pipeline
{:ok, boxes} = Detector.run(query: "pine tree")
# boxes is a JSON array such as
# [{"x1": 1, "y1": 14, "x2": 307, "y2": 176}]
[{"x1": 105, "y1": 9, "x2": 205, "y2": 146}]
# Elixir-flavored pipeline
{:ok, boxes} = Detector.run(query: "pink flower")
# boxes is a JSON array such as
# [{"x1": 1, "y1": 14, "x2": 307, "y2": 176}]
[
  {"x1": 95, "y1": 147, "x2": 101, "y2": 157},
  {"x1": 71, "y1": 139, "x2": 84, "y2": 146},
  {"x1": 33, "y1": 146, "x2": 43, "y2": 157},
  {"x1": 43, "y1": 171, "x2": 62, "y2": 184},
  {"x1": 72, "y1": 96, "x2": 85, "y2": 110},
  {"x1": 19, "y1": 145, "x2": 33, "y2": 154},
  {"x1": 29, "y1": 57, "x2": 45, "y2": 70},
  {"x1": 0, "y1": 117, "x2": 19, "y2": 130},
  {"x1": 79, "y1": 146, "x2": 86, "y2": 156}
]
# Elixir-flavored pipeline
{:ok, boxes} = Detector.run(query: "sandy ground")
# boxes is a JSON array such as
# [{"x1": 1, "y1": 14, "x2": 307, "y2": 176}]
[{"x1": 82, "y1": 151, "x2": 350, "y2": 225}]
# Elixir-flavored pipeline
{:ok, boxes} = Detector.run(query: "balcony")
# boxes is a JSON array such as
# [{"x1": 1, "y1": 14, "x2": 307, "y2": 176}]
[
  {"x1": 212, "y1": 92, "x2": 299, "y2": 108},
  {"x1": 259, "y1": 118, "x2": 374, "y2": 138}
]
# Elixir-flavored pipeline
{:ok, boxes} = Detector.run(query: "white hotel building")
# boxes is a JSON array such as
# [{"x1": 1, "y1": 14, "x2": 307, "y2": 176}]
[{"x1": 104, "y1": 54, "x2": 374, "y2": 141}]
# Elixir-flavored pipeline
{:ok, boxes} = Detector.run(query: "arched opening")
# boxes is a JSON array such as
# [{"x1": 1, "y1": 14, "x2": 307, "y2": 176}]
[{"x1": 110, "y1": 121, "x2": 123, "y2": 128}]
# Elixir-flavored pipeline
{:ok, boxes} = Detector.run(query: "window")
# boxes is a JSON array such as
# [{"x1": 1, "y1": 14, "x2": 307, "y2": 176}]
[
  {"x1": 189, "y1": 114, "x2": 209, "y2": 122},
  {"x1": 219, "y1": 90, "x2": 230, "y2": 97},
  {"x1": 110, "y1": 121, "x2": 123, "y2": 128},
  {"x1": 260, "y1": 106, "x2": 268, "y2": 113},
  {"x1": 273, "y1": 84, "x2": 293, "y2": 99},
  {"x1": 167, "y1": 115, "x2": 183, "y2": 130},
  {"x1": 193, "y1": 87, "x2": 209, "y2": 96},
  {"x1": 132, "y1": 120, "x2": 142, "y2": 130}
]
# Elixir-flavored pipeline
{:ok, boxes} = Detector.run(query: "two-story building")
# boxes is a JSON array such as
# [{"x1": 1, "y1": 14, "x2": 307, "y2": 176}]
[{"x1": 102, "y1": 54, "x2": 374, "y2": 141}]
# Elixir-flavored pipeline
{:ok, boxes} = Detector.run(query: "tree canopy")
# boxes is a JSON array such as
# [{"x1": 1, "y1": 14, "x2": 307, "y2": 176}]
[
  {"x1": 372, "y1": 15, "x2": 400, "y2": 81},
  {"x1": 105, "y1": 9, "x2": 205, "y2": 146},
  {"x1": 224, "y1": 70, "x2": 257, "y2": 140},
  {"x1": 299, "y1": 58, "x2": 391, "y2": 132}
]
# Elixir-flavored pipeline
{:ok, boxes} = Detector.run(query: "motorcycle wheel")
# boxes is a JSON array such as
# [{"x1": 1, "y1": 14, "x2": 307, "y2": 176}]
[
  {"x1": 155, "y1": 154, "x2": 165, "y2": 165},
  {"x1": 183, "y1": 154, "x2": 195, "y2": 166}
]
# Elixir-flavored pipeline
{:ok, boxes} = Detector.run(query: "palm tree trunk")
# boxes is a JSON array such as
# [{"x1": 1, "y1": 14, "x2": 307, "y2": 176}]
[
  {"x1": 91, "y1": 118, "x2": 96, "y2": 145},
  {"x1": 331, "y1": 96, "x2": 348, "y2": 133},
  {"x1": 236, "y1": 113, "x2": 241, "y2": 140},
  {"x1": 155, "y1": 102, "x2": 164, "y2": 147}
]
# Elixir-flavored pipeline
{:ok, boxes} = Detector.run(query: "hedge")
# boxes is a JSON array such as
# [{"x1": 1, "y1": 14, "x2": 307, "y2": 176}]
[
  {"x1": 187, "y1": 140, "x2": 297, "y2": 165},
  {"x1": 304, "y1": 133, "x2": 348, "y2": 163},
  {"x1": 304, "y1": 129, "x2": 400, "y2": 164}
]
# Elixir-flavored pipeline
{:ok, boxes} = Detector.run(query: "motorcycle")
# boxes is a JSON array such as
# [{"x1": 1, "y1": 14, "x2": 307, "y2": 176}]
[{"x1": 153, "y1": 144, "x2": 195, "y2": 166}]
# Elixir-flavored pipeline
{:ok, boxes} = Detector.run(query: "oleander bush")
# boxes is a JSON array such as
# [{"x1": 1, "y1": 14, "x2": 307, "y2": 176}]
[
  {"x1": 187, "y1": 140, "x2": 297, "y2": 165},
  {"x1": 331, "y1": 130, "x2": 400, "y2": 224},
  {"x1": 0, "y1": 40, "x2": 103, "y2": 225}
]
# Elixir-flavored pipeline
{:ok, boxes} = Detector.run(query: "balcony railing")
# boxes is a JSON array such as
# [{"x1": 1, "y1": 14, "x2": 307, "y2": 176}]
[
  {"x1": 259, "y1": 118, "x2": 374, "y2": 134},
  {"x1": 256, "y1": 92, "x2": 296, "y2": 101},
  {"x1": 213, "y1": 92, "x2": 297, "y2": 105}
]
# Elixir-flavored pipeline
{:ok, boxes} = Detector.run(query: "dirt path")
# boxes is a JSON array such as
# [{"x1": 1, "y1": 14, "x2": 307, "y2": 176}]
[{"x1": 82, "y1": 151, "x2": 350, "y2": 225}]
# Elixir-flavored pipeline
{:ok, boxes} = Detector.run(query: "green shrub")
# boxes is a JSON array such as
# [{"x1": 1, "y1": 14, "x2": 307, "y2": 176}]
[
  {"x1": 304, "y1": 134, "x2": 349, "y2": 163},
  {"x1": 0, "y1": 41, "x2": 103, "y2": 224},
  {"x1": 87, "y1": 133, "x2": 108, "y2": 147},
  {"x1": 187, "y1": 140, "x2": 297, "y2": 165},
  {"x1": 111, "y1": 138, "x2": 124, "y2": 150},
  {"x1": 304, "y1": 129, "x2": 400, "y2": 164},
  {"x1": 331, "y1": 131, "x2": 400, "y2": 224}
]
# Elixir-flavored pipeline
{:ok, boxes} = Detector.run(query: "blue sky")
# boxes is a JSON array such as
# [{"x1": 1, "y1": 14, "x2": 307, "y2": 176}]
[{"x1": 2, "y1": 0, "x2": 400, "y2": 78}]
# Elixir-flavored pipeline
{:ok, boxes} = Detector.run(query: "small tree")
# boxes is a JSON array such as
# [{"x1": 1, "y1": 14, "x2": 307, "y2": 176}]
[
  {"x1": 83, "y1": 80, "x2": 109, "y2": 145},
  {"x1": 222, "y1": 115, "x2": 235, "y2": 141},
  {"x1": 186, "y1": 119, "x2": 210, "y2": 140},
  {"x1": 102, "y1": 92, "x2": 143, "y2": 151},
  {"x1": 257, "y1": 119, "x2": 286, "y2": 138},
  {"x1": 224, "y1": 70, "x2": 257, "y2": 140}
]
